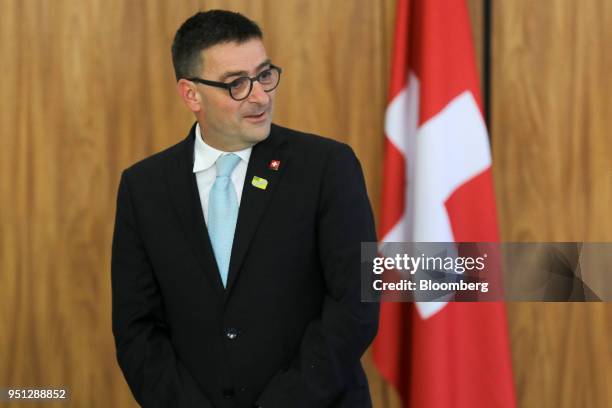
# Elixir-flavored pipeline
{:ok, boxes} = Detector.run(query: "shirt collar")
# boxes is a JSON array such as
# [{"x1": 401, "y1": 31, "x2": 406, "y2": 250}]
[{"x1": 193, "y1": 123, "x2": 252, "y2": 173}]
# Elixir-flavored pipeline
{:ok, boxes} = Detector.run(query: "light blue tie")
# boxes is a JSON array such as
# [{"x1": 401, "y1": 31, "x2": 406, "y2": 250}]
[{"x1": 208, "y1": 153, "x2": 241, "y2": 287}]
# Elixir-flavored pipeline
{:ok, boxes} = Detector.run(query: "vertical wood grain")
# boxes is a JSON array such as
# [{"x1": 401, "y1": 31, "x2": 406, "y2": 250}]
[
  {"x1": 0, "y1": 1, "x2": 392, "y2": 407},
  {"x1": 492, "y1": 0, "x2": 612, "y2": 407}
]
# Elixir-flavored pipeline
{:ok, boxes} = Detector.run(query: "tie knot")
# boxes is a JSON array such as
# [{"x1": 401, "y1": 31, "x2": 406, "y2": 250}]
[{"x1": 215, "y1": 153, "x2": 240, "y2": 177}]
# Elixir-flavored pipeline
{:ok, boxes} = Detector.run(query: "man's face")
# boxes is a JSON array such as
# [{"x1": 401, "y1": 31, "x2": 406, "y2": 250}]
[{"x1": 195, "y1": 38, "x2": 275, "y2": 151}]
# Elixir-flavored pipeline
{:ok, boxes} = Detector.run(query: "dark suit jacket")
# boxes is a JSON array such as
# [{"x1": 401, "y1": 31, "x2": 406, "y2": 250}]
[{"x1": 111, "y1": 123, "x2": 378, "y2": 408}]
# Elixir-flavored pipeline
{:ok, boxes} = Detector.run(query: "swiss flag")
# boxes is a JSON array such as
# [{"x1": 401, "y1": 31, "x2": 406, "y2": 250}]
[{"x1": 371, "y1": 0, "x2": 516, "y2": 407}]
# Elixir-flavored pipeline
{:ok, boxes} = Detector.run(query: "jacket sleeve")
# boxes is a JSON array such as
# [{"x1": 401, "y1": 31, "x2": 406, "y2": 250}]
[
  {"x1": 255, "y1": 143, "x2": 379, "y2": 407},
  {"x1": 111, "y1": 171, "x2": 214, "y2": 408}
]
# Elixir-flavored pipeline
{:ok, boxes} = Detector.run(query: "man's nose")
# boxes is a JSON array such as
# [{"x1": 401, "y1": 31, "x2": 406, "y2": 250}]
[{"x1": 247, "y1": 81, "x2": 270, "y2": 104}]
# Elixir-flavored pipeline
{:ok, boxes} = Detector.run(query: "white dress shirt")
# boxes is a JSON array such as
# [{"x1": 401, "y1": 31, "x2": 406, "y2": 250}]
[{"x1": 193, "y1": 123, "x2": 252, "y2": 225}]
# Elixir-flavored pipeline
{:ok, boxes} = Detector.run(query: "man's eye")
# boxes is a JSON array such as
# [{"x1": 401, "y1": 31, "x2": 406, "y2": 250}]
[
  {"x1": 229, "y1": 77, "x2": 249, "y2": 89},
  {"x1": 259, "y1": 70, "x2": 272, "y2": 80}
]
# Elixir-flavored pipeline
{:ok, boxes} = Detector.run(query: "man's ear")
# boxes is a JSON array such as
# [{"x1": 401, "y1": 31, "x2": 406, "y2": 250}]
[{"x1": 177, "y1": 79, "x2": 201, "y2": 113}]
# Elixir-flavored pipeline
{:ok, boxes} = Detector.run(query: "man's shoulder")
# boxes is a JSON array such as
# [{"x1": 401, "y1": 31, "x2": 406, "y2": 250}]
[
  {"x1": 122, "y1": 136, "x2": 188, "y2": 181},
  {"x1": 271, "y1": 123, "x2": 352, "y2": 155}
]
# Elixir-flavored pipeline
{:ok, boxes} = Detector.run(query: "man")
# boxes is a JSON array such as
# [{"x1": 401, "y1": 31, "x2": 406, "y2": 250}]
[{"x1": 111, "y1": 10, "x2": 378, "y2": 408}]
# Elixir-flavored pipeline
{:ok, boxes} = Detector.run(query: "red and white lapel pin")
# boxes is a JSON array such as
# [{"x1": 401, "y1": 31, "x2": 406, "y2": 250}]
[{"x1": 268, "y1": 160, "x2": 281, "y2": 171}]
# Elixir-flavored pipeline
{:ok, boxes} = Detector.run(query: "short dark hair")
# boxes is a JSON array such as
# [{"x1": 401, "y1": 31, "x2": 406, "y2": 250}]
[{"x1": 171, "y1": 10, "x2": 263, "y2": 81}]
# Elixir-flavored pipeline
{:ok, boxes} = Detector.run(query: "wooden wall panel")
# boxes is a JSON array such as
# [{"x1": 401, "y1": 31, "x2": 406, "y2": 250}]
[
  {"x1": 0, "y1": 0, "x2": 610, "y2": 407},
  {"x1": 492, "y1": 0, "x2": 612, "y2": 242},
  {"x1": 492, "y1": 0, "x2": 612, "y2": 407},
  {"x1": 0, "y1": 1, "x2": 393, "y2": 407}
]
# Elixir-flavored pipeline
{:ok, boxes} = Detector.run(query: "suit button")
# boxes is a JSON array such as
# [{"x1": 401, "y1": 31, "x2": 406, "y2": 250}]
[
  {"x1": 222, "y1": 388, "x2": 235, "y2": 399},
  {"x1": 225, "y1": 328, "x2": 239, "y2": 340}
]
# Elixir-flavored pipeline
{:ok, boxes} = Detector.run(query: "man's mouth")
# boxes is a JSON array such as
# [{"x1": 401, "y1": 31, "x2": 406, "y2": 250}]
[{"x1": 244, "y1": 110, "x2": 268, "y2": 122}]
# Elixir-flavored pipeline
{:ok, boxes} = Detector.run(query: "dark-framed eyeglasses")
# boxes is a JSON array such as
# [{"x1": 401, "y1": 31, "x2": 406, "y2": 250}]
[{"x1": 185, "y1": 64, "x2": 282, "y2": 101}]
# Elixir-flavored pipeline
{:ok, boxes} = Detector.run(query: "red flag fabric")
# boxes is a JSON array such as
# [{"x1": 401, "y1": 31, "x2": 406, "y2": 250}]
[{"x1": 372, "y1": 0, "x2": 516, "y2": 407}]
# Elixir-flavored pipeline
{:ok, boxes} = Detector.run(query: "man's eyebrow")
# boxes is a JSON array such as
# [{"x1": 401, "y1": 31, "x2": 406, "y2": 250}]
[{"x1": 219, "y1": 59, "x2": 271, "y2": 81}]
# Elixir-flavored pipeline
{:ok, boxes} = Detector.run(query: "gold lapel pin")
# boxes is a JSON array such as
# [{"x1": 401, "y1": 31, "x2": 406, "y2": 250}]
[{"x1": 251, "y1": 176, "x2": 268, "y2": 190}]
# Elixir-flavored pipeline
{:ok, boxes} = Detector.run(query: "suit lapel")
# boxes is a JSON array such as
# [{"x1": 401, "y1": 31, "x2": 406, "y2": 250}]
[
  {"x1": 226, "y1": 125, "x2": 290, "y2": 294},
  {"x1": 165, "y1": 124, "x2": 226, "y2": 298}
]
